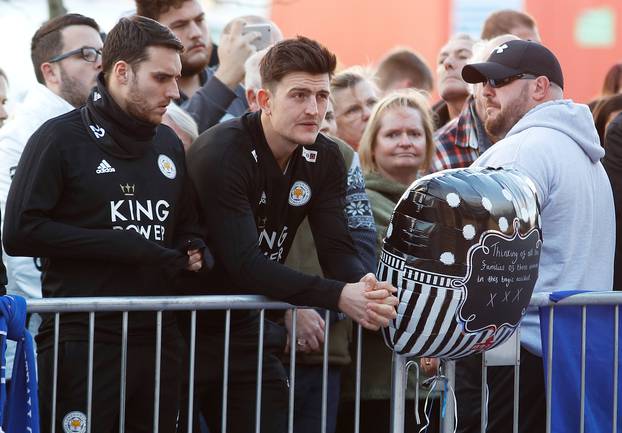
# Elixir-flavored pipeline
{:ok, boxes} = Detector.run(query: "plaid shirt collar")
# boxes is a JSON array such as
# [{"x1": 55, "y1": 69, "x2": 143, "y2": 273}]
[
  {"x1": 431, "y1": 96, "x2": 495, "y2": 172},
  {"x1": 450, "y1": 96, "x2": 492, "y2": 152}
]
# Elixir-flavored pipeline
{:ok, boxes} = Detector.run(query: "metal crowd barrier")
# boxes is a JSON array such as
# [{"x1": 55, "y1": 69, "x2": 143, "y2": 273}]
[
  {"x1": 390, "y1": 291, "x2": 622, "y2": 433},
  {"x1": 27, "y1": 295, "x2": 367, "y2": 433},
  {"x1": 28, "y1": 291, "x2": 622, "y2": 433}
]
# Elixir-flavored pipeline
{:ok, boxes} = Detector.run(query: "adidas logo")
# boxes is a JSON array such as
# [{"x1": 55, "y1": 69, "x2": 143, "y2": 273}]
[{"x1": 96, "y1": 160, "x2": 116, "y2": 174}]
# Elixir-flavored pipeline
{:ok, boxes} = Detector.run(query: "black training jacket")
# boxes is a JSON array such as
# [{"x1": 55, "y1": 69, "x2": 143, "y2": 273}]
[
  {"x1": 3, "y1": 109, "x2": 204, "y2": 347},
  {"x1": 187, "y1": 111, "x2": 367, "y2": 315}
]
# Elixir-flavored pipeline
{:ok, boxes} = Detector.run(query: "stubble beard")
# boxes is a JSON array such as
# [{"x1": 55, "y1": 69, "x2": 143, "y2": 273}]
[
  {"x1": 59, "y1": 67, "x2": 93, "y2": 108},
  {"x1": 180, "y1": 50, "x2": 210, "y2": 78},
  {"x1": 126, "y1": 76, "x2": 158, "y2": 125},
  {"x1": 485, "y1": 91, "x2": 530, "y2": 139}
]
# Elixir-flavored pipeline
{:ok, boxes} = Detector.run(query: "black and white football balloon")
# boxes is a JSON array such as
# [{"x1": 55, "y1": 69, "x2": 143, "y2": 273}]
[{"x1": 380, "y1": 168, "x2": 542, "y2": 359}]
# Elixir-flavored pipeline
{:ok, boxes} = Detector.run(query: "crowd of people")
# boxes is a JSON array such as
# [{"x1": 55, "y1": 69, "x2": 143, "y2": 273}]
[{"x1": 0, "y1": 2, "x2": 619, "y2": 433}]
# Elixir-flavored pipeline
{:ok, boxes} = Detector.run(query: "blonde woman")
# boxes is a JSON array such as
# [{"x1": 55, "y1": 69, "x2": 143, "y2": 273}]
[{"x1": 338, "y1": 89, "x2": 436, "y2": 433}]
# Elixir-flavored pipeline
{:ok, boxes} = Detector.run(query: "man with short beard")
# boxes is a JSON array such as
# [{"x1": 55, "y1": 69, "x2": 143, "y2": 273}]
[
  {"x1": 431, "y1": 34, "x2": 519, "y2": 171},
  {"x1": 136, "y1": 0, "x2": 274, "y2": 132},
  {"x1": 457, "y1": 39, "x2": 615, "y2": 433},
  {"x1": 0, "y1": 12, "x2": 103, "y2": 381},
  {"x1": 3, "y1": 16, "x2": 208, "y2": 433}
]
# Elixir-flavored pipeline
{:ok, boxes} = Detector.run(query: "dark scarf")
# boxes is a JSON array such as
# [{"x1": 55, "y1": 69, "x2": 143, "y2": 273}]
[{"x1": 82, "y1": 73, "x2": 156, "y2": 159}]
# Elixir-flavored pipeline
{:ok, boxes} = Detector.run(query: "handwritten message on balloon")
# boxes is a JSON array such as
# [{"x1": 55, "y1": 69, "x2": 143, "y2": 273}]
[{"x1": 458, "y1": 220, "x2": 541, "y2": 333}]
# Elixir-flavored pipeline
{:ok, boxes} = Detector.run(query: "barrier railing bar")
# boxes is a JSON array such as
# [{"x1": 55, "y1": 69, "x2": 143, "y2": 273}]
[
  {"x1": 579, "y1": 306, "x2": 586, "y2": 433},
  {"x1": 87, "y1": 312, "x2": 94, "y2": 433},
  {"x1": 26, "y1": 292, "x2": 622, "y2": 314},
  {"x1": 530, "y1": 292, "x2": 622, "y2": 306},
  {"x1": 255, "y1": 309, "x2": 265, "y2": 433},
  {"x1": 153, "y1": 311, "x2": 162, "y2": 433},
  {"x1": 355, "y1": 324, "x2": 362, "y2": 433},
  {"x1": 480, "y1": 355, "x2": 487, "y2": 433},
  {"x1": 614, "y1": 305, "x2": 619, "y2": 433},
  {"x1": 512, "y1": 329, "x2": 521, "y2": 433},
  {"x1": 546, "y1": 306, "x2": 554, "y2": 433},
  {"x1": 390, "y1": 353, "x2": 406, "y2": 433},
  {"x1": 443, "y1": 360, "x2": 456, "y2": 433},
  {"x1": 27, "y1": 295, "x2": 295, "y2": 313},
  {"x1": 51, "y1": 312, "x2": 60, "y2": 433},
  {"x1": 186, "y1": 310, "x2": 196, "y2": 433},
  {"x1": 222, "y1": 309, "x2": 231, "y2": 433},
  {"x1": 119, "y1": 311, "x2": 128, "y2": 433},
  {"x1": 287, "y1": 309, "x2": 297, "y2": 433},
  {"x1": 321, "y1": 310, "x2": 330, "y2": 433}
]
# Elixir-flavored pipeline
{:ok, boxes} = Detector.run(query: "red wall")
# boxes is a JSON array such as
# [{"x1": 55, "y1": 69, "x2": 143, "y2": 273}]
[
  {"x1": 528, "y1": 0, "x2": 622, "y2": 102},
  {"x1": 271, "y1": 0, "x2": 622, "y2": 103}
]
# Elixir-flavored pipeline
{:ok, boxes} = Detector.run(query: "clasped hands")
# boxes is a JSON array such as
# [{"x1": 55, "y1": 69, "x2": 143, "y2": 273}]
[{"x1": 285, "y1": 273, "x2": 398, "y2": 353}]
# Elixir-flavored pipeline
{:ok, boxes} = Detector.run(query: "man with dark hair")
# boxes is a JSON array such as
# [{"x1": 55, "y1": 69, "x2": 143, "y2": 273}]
[
  {"x1": 0, "y1": 68, "x2": 8, "y2": 127},
  {"x1": 3, "y1": 15, "x2": 206, "y2": 433},
  {"x1": 0, "y1": 12, "x2": 103, "y2": 386},
  {"x1": 183, "y1": 36, "x2": 397, "y2": 433},
  {"x1": 376, "y1": 47, "x2": 434, "y2": 95},
  {"x1": 481, "y1": 9, "x2": 540, "y2": 41},
  {"x1": 458, "y1": 39, "x2": 614, "y2": 433},
  {"x1": 135, "y1": 0, "x2": 260, "y2": 132}
]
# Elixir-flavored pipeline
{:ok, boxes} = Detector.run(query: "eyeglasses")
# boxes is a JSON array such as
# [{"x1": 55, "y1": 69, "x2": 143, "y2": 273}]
[
  {"x1": 48, "y1": 47, "x2": 102, "y2": 64},
  {"x1": 486, "y1": 73, "x2": 538, "y2": 88}
]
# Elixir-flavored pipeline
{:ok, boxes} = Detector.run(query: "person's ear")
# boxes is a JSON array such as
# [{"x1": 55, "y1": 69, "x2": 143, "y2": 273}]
[
  {"x1": 257, "y1": 87, "x2": 272, "y2": 115},
  {"x1": 245, "y1": 88, "x2": 258, "y2": 112},
  {"x1": 113, "y1": 61, "x2": 131, "y2": 85},
  {"x1": 40, "y1": 62, "x2": 60, "y2": 86},
  {"x1": 532, "y1": 76, "x2": 550, "y2": 102}
]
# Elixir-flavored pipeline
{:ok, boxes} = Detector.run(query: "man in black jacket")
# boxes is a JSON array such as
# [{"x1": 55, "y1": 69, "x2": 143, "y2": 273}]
[
  {"x1": 183, "y1": 36, "x2": 398, "y2": 433},
  {"x1": 3, "y1": 16, "x2": 206, "y2": 433}
]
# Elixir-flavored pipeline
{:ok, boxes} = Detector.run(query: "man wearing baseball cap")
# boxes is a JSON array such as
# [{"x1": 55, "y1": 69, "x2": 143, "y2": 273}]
[{"x1": 456, "y1": 40, "x2": 615, "y2": 432}]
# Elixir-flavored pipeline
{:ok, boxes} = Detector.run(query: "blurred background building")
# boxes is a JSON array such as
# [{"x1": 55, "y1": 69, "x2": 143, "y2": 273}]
[{"x1": 0, "y1": 0, "x2": 620, "y2": 105}]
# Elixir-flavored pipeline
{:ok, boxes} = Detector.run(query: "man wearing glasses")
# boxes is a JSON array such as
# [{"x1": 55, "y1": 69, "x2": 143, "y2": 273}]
[
  {"x1": 454, "y1": 39, "x2": 615, "y2": 433},
  {"x1": 0, "y1": 12, "x2": 102, "y2": 385}
]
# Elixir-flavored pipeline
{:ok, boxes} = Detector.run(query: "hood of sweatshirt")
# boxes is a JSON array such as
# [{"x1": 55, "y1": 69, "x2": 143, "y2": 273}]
[{"x1": 505, "y1": 99, "x2": 603, "y2": 163}]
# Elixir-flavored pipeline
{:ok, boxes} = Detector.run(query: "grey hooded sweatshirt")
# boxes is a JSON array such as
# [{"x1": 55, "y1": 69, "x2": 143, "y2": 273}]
[{"x1": 472, "y1": 99, "x2": 615, "y2": 356}]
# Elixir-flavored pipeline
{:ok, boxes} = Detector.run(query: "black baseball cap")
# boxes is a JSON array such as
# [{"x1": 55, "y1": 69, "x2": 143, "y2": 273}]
[{"x1": 462, "y1": 40, "x2": 564, "y2": 89}]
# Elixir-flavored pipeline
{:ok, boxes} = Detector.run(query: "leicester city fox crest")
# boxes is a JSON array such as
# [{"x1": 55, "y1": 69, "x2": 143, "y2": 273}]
[{"x1": 379, "y1": 168, "x2": 542, "y2": 359}]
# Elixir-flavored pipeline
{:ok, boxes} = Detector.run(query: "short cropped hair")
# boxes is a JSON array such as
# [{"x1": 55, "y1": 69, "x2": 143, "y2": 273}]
[
  {"x1": 135, "y1": 0, "x2": 188, "y2": 20},
  {"x1": 0, "y1": 68, "x2": 7, "y2": 85},
  {"x1": 260, "y1": 36, "x2": 336, "y2": 89},
  {"x1": 31, "y1": 13, "x2": 100, "y2": 84},
  {"x1": 481, "y1": 10, "x2": 537, "y2": 40},
  {"x1": 331, "y1": 66, "x2": 377, "y2": 95},
  {"x1": 359, "y1": 89, "x2": 435, "y2": 174},
  {"x1": 376, "y1": 47, "x2": 433, "y2": 93},
  {"x1": 102, "y1": 16, "x2": 183, "y2": 78}
]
